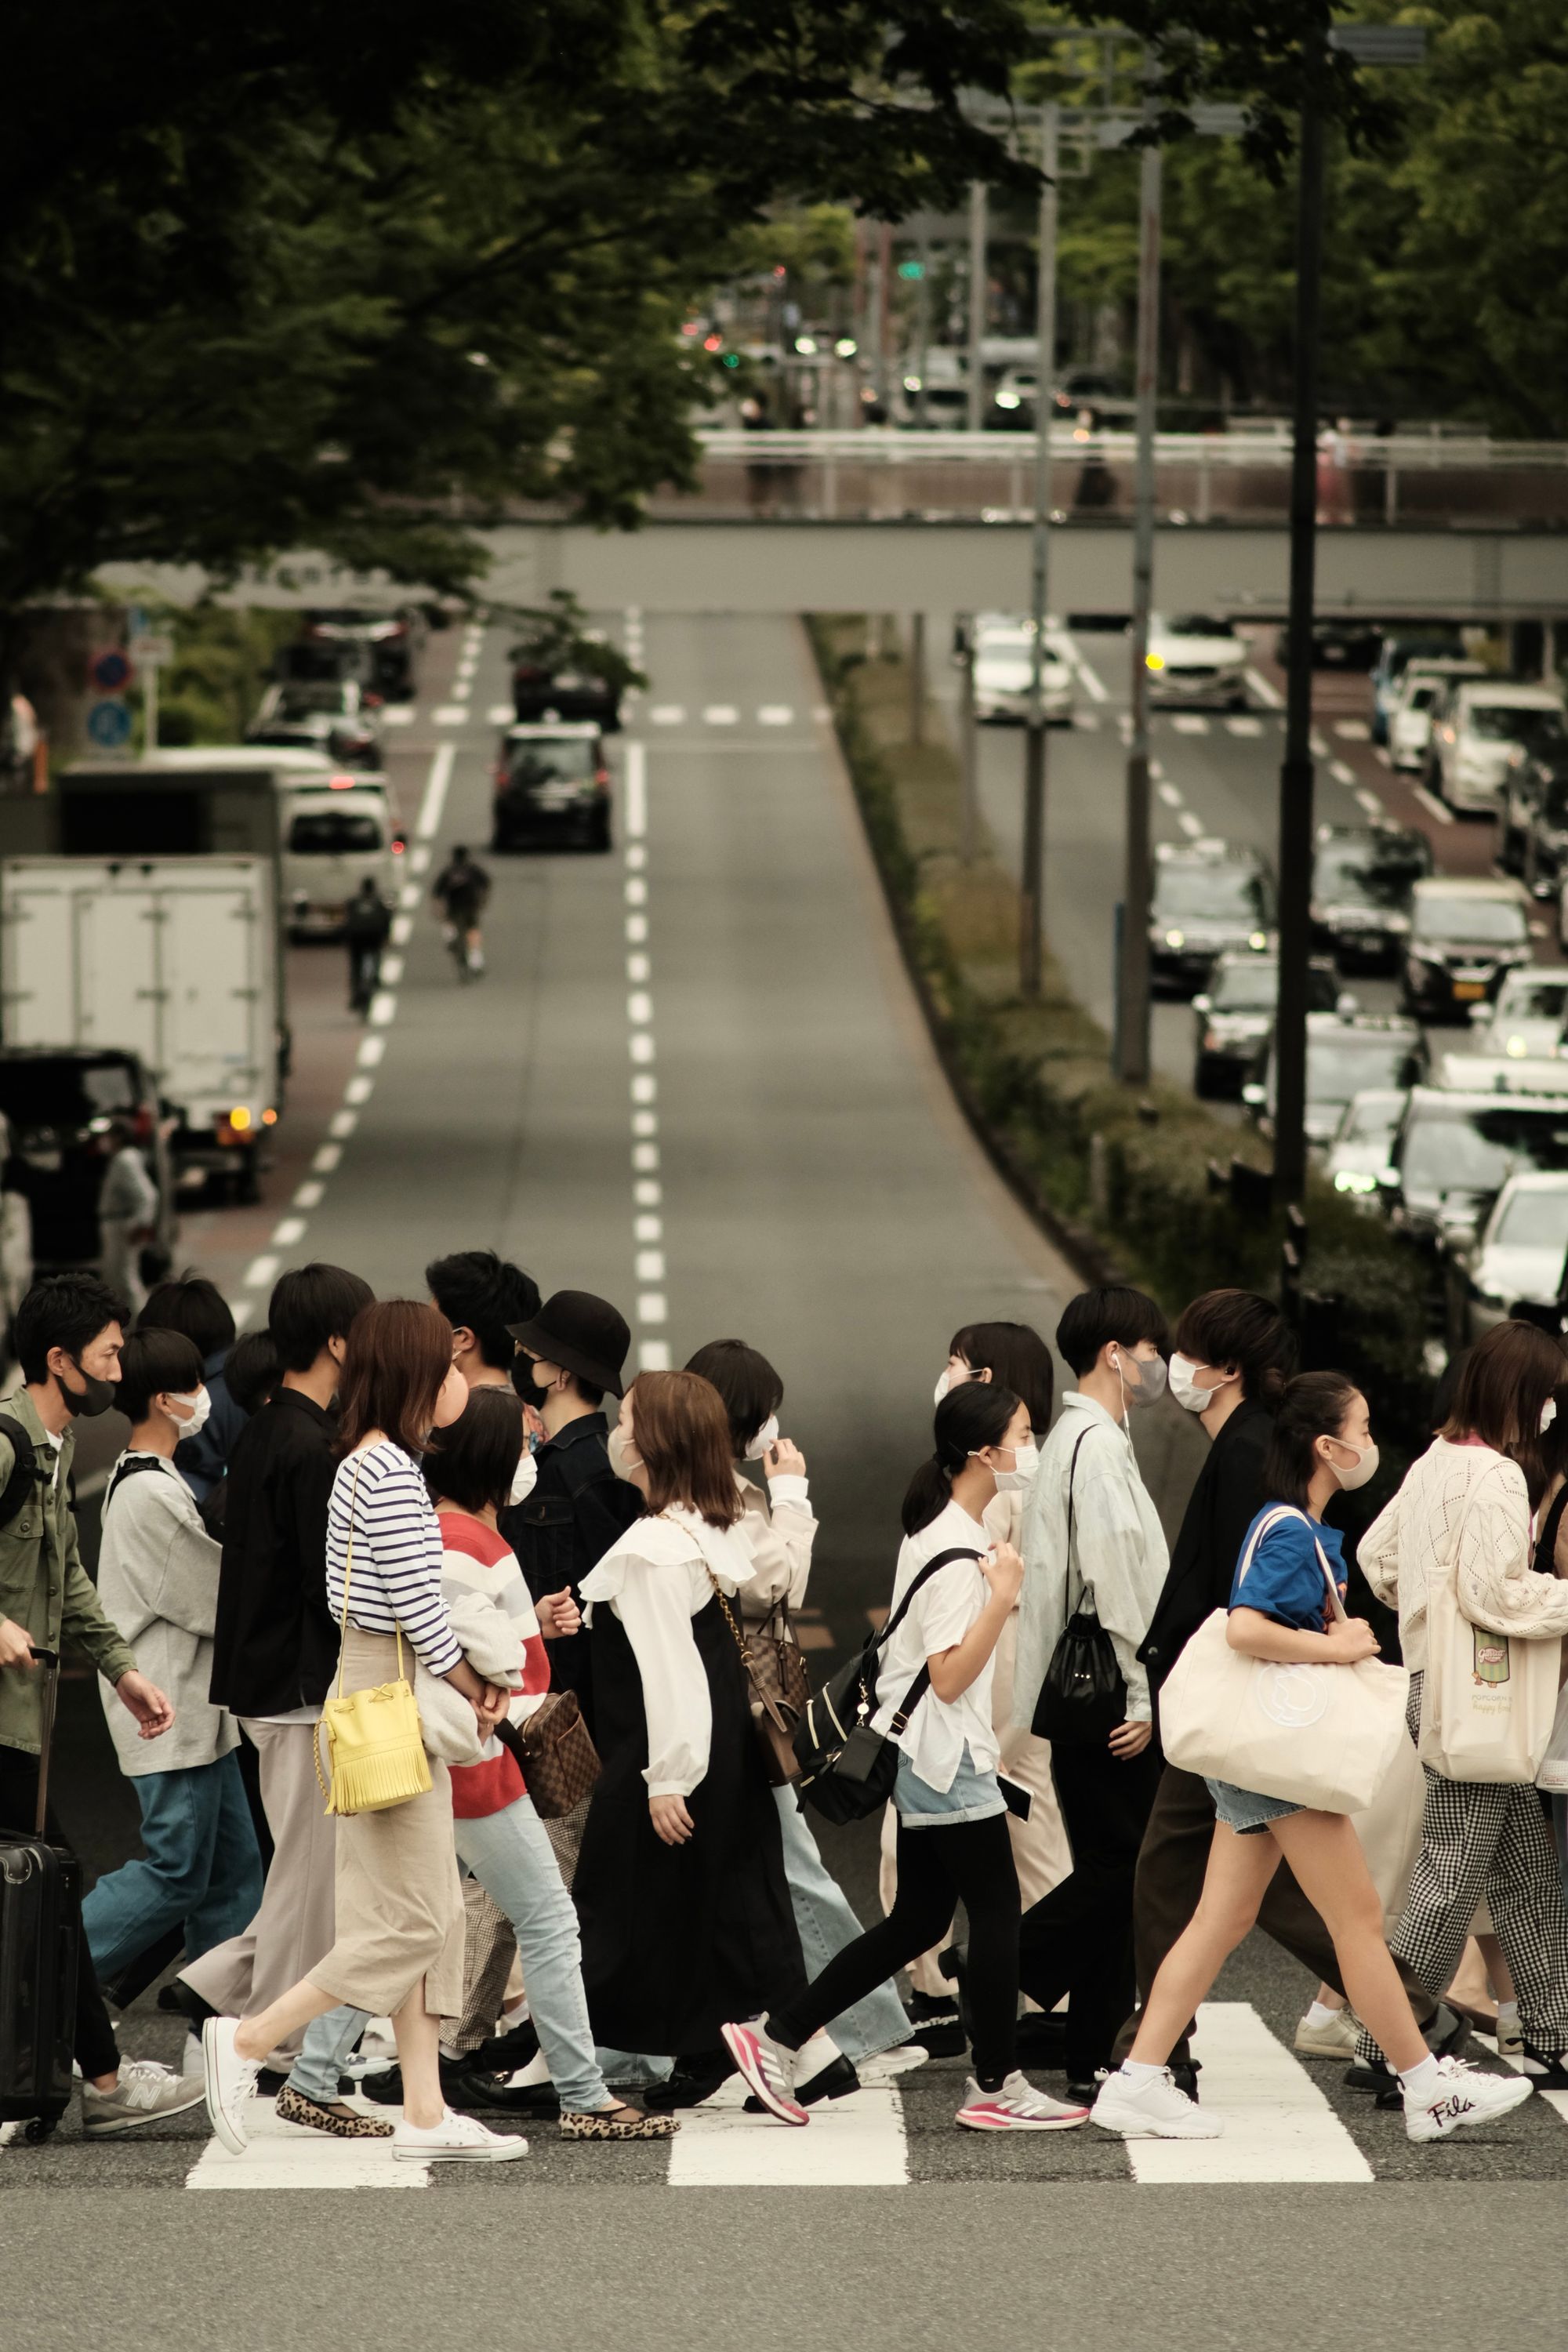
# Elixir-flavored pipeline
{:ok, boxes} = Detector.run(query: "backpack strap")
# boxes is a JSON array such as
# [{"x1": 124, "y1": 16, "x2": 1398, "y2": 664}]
[
  {"x1": 0, "y1": 1412, "x2": 43, "y2": 1531},
  {"x1": 104, "y1": 1454, "x2": 169, "y2": 1515}
]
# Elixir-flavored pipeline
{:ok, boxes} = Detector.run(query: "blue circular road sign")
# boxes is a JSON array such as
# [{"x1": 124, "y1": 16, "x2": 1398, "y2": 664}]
[{"x1": 87, "y1": 699, "x2": 133, "y2": 749}]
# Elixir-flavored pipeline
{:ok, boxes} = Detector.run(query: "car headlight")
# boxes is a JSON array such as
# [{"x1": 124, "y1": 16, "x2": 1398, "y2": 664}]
[
  {"x1": 1146, "y1": 654, "x2": 1165, "y2": 671},
  {"x1": 1334, "y1": 1171, "x2": 1380, "y2": 1195},
  {"x1": 1248, "y1": 931, "x2": 1267, "y2": 950},
  {"x1": 1164, "y1": 928, "x2": 1185, "y2": 948}
]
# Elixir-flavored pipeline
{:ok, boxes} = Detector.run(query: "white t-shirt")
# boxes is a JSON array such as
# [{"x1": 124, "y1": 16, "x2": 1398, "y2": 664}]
[{"x1": 871, "y1": 1498, "x2": 996, "y2": 1794}]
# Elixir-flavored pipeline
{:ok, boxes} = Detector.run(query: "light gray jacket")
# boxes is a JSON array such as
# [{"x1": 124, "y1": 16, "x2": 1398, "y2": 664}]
[{"x1": 96, "y1": 1453, "x2": 238, "y2": 1777}]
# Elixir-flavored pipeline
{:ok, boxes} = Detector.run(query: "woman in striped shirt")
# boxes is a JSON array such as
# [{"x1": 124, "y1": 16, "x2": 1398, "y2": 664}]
[{"x1": 201, "y1": 1301, "x2": 529, "y2": 2167}]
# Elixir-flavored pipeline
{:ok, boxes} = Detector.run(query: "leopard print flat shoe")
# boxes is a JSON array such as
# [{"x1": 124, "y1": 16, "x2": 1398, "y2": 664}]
[
  {"x1": 559, "y1": 2101, "x2": 678, "y2": 2140},
  {"x1": 275, "y1": 2083, "x2": 394, "y2": 2138}
]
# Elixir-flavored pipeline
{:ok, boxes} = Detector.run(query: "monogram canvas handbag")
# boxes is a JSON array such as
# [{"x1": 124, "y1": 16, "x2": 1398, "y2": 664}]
[{"x1": 1158, "y1": 1506, "x2": 1410, "y2": 1813}]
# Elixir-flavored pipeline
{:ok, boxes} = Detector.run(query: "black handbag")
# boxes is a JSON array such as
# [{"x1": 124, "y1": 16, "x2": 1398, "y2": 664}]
[
  {"x1": 1032, "y1": 1432, "x2": 1127, "y2": 1748},
  {"x1": 793, "y1": 1548, "x2": 980, "y2": 1824}
]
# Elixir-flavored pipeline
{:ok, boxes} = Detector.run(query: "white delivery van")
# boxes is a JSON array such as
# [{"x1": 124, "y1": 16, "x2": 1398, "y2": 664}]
[
  {"x1": 0, "y1": 856, "x2": 280, "y2": 1203},
  {"x1": 279, "y1": 773, "x2": 401, "y2": 938}
]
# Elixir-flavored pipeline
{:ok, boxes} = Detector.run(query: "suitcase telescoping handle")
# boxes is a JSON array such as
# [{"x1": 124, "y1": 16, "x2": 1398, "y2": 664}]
[{"x1": 28, "y1": 1648, "x2": 59, "y2": 1839}]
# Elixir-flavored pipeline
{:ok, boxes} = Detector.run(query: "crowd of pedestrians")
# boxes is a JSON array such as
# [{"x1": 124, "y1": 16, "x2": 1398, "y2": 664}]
[{"x1": 5, "y1": 1249, "x2": 1568, "y2": 2161}]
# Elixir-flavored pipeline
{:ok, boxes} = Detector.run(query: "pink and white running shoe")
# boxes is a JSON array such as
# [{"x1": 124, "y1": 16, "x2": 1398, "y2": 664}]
[
  {"x1": 956, "y1": 2072, "x2": 1090, "y2": 2131},
  {"x1": 720, "y1": 2020, "x2": 810, "y2": 2125}
]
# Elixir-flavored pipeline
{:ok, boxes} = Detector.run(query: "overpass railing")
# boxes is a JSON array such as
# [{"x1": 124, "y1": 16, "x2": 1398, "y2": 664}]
[{"x1": 635, "y1": 428, "x2": 1568, "y2": 528}]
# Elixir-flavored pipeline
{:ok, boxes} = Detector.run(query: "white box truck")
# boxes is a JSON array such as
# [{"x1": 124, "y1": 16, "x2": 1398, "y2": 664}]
[{"x1": 0, "y1": 856, "x2": 280, "y2": 1203}]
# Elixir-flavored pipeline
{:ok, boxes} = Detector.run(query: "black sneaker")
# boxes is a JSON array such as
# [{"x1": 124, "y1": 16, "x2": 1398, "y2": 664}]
[
  {"x1": 644, "y1": 2067, "x2": 731, "y2": 2111},
  {"x1": 1519, "y1": 2042, "x2": 1568, "y2": 2090},
  {"x1": 359, "y1": 2054, "x2": 549, "y2": 2114},
  {"x1": 909, "y1": 1990, "x2": 966, "y2": 2060},
  {"x1": 469, "y1": 2016, "x2": 541, "y2": 2075}
]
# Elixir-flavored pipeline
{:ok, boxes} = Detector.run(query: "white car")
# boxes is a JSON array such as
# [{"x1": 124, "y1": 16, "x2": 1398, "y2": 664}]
[
  {"x1": 1430, "y1": 680, "x2": 1567, "y2": 814},
  {"x1": 1145, "y1": 614, "x2": 1249, "y2": 711},
  {"x1": 1457, "y1": 1171, "x2": 1568, "y2": 1339},
  {"x1": 1463, "y1": 970, "x2": 1568, "y2": 1061},
  {"x1": 1388, "y1": 659, "x2": 1486, "y2": 773},
  {"x1": 971, "y1": 613, "x2": 1073, "y2": 724},
  {"x1": 281, "y1": 775, "x2": 401, "y2": 938}
]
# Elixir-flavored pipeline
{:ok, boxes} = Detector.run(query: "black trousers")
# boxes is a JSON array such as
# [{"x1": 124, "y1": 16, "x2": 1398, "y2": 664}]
[
  {"x1": 0, "y1": 1747, "x2": 119, "y2": 2081},
  {"x1": 770, "y1": 1813, "x2": 1022, "y2": 2085},
  {"x1": 1018, "y1": 1740, "x2": 1161, "y2": 2080}
]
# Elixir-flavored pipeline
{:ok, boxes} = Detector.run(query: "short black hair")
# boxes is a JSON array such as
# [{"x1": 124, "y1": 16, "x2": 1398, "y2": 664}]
[
  {"x1": 138, "y1": 1272, "x2": 237, "y2": 1364},
  {"x1": 268, "y1": 1262, "x2": 375, "y2": 1374},
  {"x1": 1173, "y1": 1289, "x2": 1297, "y2": 1406},
  {"x1": 423, "y1": 1385, "x2": 524, "y2": 1514},
  {"x1": 1055, "y1": 1285, "x2": 1169, "y2": 1379},
  {"x1": 224, "y1": 1330, "x2": 280, "y2": 1417},
  {"x1": 116, "y1": 1327, "x2": 204, "y2": 1423},
  {"x1": 949, "y1": 1321, "x2": 1054, "y2": 1435},
  {"x1": 14, "y1": 1271, "x2": 129, "y2": 1385},
  {"x1": 426, "y1": 1250, "x2": 541, "y2": 1374},
  {"x1": 684, "y1": 1338, "x2": 783, "y2": 1457}
]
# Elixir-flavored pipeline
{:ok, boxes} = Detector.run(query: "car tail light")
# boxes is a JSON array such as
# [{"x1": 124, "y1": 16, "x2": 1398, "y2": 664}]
[
  {"x1": 329, "y1": 773, "x2": 355, "y2": 789},
  {"x1": 596, "y1": 768, "x2": 611, "y2": 791},
  {"x1": 131, "y1": 1104, "x2": 154, "y2": 1145},
  {"x1": 391, "y1": 835, "x2": 405, "y2": 855}
]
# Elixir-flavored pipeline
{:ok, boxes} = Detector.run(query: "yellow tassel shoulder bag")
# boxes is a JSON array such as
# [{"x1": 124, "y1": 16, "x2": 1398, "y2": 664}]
[{"x1": 314, "y1": 1458, "x2": 433, "y2": 1816}]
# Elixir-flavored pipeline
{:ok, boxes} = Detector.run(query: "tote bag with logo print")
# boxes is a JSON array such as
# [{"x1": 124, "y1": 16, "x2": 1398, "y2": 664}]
[{"x1": 1418, "y1": 1504, "x2": 1560, "y2": 1784}]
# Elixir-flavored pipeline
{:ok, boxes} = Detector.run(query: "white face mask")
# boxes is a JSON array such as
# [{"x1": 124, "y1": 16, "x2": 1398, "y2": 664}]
[
  {"x1": 1543, "y1": 1399, "x2": 1559, "y2": 1437},
  {"x1": 1169, "y1": 1352, "x2": 1227, "y2": 1415},
  {"x1": 607, "y1": 1423, "x2": 642, "y2": 1483},
  {"x1": 508, "y1": 1445, "x2": 539, "y2": 1506},
  {"x1": 986, "y1": 1438, "x2": 1040, "y2": 1494},
  {"x1": 168, "y1": 1387, "x2": 212, "y2": 1439},
  {"x1": 1326, "y1": 1435, "x2": 1379, "y2": 1492},
  {"x1": 743, "y1": 1414, "x2": 780, "y2": 1462}
]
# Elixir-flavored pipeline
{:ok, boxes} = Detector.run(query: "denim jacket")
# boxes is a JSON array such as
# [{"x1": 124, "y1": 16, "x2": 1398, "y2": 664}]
[{"x1": 0, "y1": 1389, "x2": 137, "y2": 1755}]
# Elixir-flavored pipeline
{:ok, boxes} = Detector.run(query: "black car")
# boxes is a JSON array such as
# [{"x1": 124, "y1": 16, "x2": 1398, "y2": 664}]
[
  {"x1": 1499, "y1": 714, "x2": 1568, "y2": 894},
  {"x1": 491, "y1": 724, "x2": 611, "y2": 852},
  {"x1": 1309, "y1": 823, "x2": 1432, "y2": 972},
  {"x1": 1400, "y1": 879, "x2": 1534, "y2": 1022},
  {"x1": 0, "y1": 1048, "x2": 174, "y2": 1272},
  {"x1": 1149, "y1": 841, "x2": 1276, "y2": 996},
  {"x1": 301, "y1": 608, "x2": 422, "y2": 702},
  {"x1": 1191, "y1": 953, "x2": 1341, "y2": 1099},
  {"x1": 510, "y1": 636, "x2": 622, "y2": 730},
  {"x1": 1275, "y1": 619, "x2": 1384, "y2": 671}
]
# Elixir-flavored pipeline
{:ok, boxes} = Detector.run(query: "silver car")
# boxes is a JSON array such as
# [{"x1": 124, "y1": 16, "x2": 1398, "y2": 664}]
[{"x1": 1452, "y1": 1171, "x2": 1568, "y2": 1341}]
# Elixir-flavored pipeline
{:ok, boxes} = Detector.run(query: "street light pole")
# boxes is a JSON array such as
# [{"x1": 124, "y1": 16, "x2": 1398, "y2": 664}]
[
  {"x1": 967, "y1": 182, "x2": 988, "y2": 434},
  {"x1": 1020, "y1": 100, "x2": 1060, "y2": 999},
  {"x1": 1114, "y1": 116, "x2": 1162, "y2": 1082}
]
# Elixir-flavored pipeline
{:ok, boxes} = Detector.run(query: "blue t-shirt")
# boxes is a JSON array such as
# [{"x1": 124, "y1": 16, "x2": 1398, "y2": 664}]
[{"x1": 1229, "y1": 1506, "x2": 1346, "y2": 1633}]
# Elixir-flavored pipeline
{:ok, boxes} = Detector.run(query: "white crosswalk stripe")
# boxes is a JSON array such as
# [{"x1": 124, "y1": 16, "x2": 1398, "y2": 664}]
[
  {"x1": 1170, "y1": 714, "x2": 1210, "y2": 735},
  {"x1": 1123, "y1": 2005, "x2": 1373, "y2": 2185},
  {"x1": 187, "y1": 2097, "x2": 429, "y2": 2189},
  {"x1": 380, "y1": 705, "x2": 416, "y2": 725},
  {"x1": 669, "y1": 2077, "x2": 906, "y2": 2187},
  {"x1": 432, "y1": 704, "x2": 468, "y2": 727},
  {"x1": 1225, "y1": 715, "x2": 1265, "y2": 737},
  {"x1": 487, "y1": 702, "x2": 515, "y2": 725},
  {"x1": 650, "y1": 705, "x2": 685, "y2": 724},
  {"x1": 703, "y1": 704, "x2": 739, "y2": 725},
  {"x1": 757, "y1": 705, "x2": 793, "y2": 726},
  {"x1": 1334, "y1": 720, "x2": 1371, "y2": 740}
]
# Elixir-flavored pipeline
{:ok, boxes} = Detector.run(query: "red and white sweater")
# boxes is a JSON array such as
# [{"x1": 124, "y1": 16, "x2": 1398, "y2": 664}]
[{"x1": 437, "y1": 1509, "x2": 550, "y2": 1820}]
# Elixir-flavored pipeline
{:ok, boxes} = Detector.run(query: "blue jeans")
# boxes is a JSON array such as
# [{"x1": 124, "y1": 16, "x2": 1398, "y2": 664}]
[
  {"x1": 775, "y1": 1785, "x2": 913, "y2": 2063},
  {"x1": 288, "y1": 2005, "x2": 372, "y2": 2106},
  {"x1": 82, "y1": 1752, "x2": 263, "y2": 1978},
  {"x1": 454, "y1": 1795, "x2": 613, "y2": 2114}
]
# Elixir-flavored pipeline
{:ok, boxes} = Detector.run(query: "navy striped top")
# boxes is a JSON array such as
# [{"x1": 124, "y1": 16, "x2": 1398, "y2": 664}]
[{"x1": 325, "y1": 1440, "x2": 462, "y2": 1676}]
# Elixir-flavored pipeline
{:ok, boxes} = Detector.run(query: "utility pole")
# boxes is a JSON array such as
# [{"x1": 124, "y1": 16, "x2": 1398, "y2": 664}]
[
  {"x1": 914, "y1": 228, "x2": 932, "y2": 428},
  {"x1": 959, "y1": 621, "x2": 978, "y2": 862},
  {"x1": 1019, "y1": 101, "x2": 1060, "y2": 998},
  {"x1": 1114, "y1": 114, "x2": 1163, "y2": 1080},
  {"x1": 967, "y1": 182, "x2": 987, "y2": 433}
]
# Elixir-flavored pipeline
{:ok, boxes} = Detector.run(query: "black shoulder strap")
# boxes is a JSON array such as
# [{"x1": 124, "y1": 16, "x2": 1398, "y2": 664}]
[
  {"x1": 1065, "y1": 1429, "x2": 1094, "y2": 1618},
  {"x1": 0, "y1": 1412, "x2": 42, "y2": 1530},
  {"x1": 105, "y1": 1454, "x2": 168, "y2": 1515},
  {"x1": 877, "y1": 1545, "x2": 983, "y2": 1735},
  {"x1": 1539, "y1": 1481, "x2": 1568, "y2": 1576}
]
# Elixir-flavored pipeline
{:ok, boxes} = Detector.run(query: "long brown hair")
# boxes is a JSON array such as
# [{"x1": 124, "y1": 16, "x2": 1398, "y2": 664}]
[
  {"x1": 629, "y1": 1370, "x2": 742, "y2": 1528},
  {"x1": 336, "y1": 1299, "x2": 453, "y2": 1458},
  {"x1": 1441, "y1": 1317, "x2": 1568, "y2": 1501}
]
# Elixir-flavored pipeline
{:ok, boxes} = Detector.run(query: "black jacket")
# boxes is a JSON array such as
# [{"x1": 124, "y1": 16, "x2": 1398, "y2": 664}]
[
  {"x1": 499, "y1": 1411, "x2": 643, "y2": 1723},
  {"x1": 209, "y1": 1388, "x2": 341, "y2": 1716},
  {"x1": 1139, "y1": 1398, "x2": 1272, "y2": 1697}
]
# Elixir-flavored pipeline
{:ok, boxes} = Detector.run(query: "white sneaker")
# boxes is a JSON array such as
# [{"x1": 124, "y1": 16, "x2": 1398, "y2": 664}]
[
  {"x1": 393, "y1": 2108, "x2": 529, "y2": 2163},
  {"x1": 1403, "y1": 2056, "x2": 1534, "y2": 2144},
  {"x1": 956, "y1": 2072, "x2": 1089, "y2": 2132},
  {"x1": 858, "y1": 2043, "x2": 929, "y2": 2085},
  {"x1": 79, "y1": 2056, "x2": 207, "y2": 2138},
  {"x1": 180, "y1": 2031, "x2": 205, "y2": 2079},
  {"x1": 720, "y1": 2019, "x2": 808, "y2": 2125},
  {"x1": 201, "y1": 2018, "x2": 260, "y2": 2154},
  {"x1": 1495, "y1": 2015, "x2": 1525, "y2": 2061},
  {"x1": 1091, "y1": 2064, "x2": 1224, "y2": 2140},
  {"x1": 1294, "y1": 2009, "x2": 1359, "y2": 2058}
]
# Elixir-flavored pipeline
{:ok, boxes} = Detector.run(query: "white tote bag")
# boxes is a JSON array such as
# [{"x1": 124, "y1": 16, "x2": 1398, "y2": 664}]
[
  {"x1": 1535, "y1": 1683, "x2": 1568, "y2": 1796},
  {"x1": 1159, "y1": 1506, "x2": 1410, "y2": 1814},
  {"x1": 1418, "y1": 1524, "x2": 1561, "y2": 1785}
]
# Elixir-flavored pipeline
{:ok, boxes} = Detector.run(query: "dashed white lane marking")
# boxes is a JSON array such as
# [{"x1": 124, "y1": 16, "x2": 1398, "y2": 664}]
[
  {"x1": 416, "y1": 743, "x2": 455, "y2": 839},
  {"x1": 432, "y1": 706, "x2": 468, "y2": 728},
  {"x1": 1156, "y1": 781, "x2": 1183, "y2": 808},
  {"x1": 1178, "y1": 810, "x2": 1204, "y2": 838},
  {"x1": 1329, "y1": 759, "x2": 1358, "y2": 786},
  {"x1": 312, "y1": 1144, "x2": 342, "y2": 1174},
  {"x1": 1062, "y1": 634, "x2": 1109, "y2": 703},
  {"x1": 368, "y1": 990, "x2": 397, "y2": 1027},
  {"x1": 702, "y1": 704, "x2": 739, "y2": 725},
  {"x1": 379, "y1": 954, "x2": 404, "y2": 985},
  {"x1": 328, "y1": 1109, "x2": 358, "y2": 1140},
  {"x1": 650, "y1": 705, "x2": 685, "y2": 725},
  {"x1": 187, "y1": 2099, "x2": 428, "y2": 2190},
  {"x1": 1309, "y1": 728, "x2": 1330, "y2": 757},
  {"x1": 488, "y1": 703, "x2": 514, "y2": 726},
  {"x1": 1244, "y1": 666, "x2": 1285, "y2": 709},
  {"x1": 623, "y1": 711, "x2": 668, "y2": 1374},
  {"x1": 358, "y1": 1033, "x2": 386, "y2": 1069},
  {"x1": 344, "y1": 1074, "x2": 374, "y2": 1105},
  {"x1": 270, "y1": 1217, "x2": 307, "y2": 1249},
  {"x1": 1414, "y1": 785, "x2": 1455, "y2": 826},
  {"x1": 1226, "y1": 715, "x2": 1265, "y2": 737},
  {"x1": 1074, "y1": 713, "x2": 1101, "y2": 731},
  {"x1": 1334, "y1": 720, "x2": 1371, "y2": 741},
  {"x1": 409, "y1": 846, "x2": 430, "y2": 876},
  {"x1": 669, "y1": 2078, "x2": 907, "y2": 2187},
  {"x1": 1125, "y1": 2005, "x2": 1373, "y2": 2185},
  {"x1": 1374, "y1": 747, "x2": 1393, "y2": 768},
  {"x1": 292, "y1": 1181, "x2": 324, "y2": 1210},
  {"x1": 757, "y1": 705, "x2": 793, "y2": 725},
  {"x1": 243, "y1": 1253, "x2": 279, "y2": 1290},
  {"x1": 1171, "y1": 714, "x2": 1210, "y2": 735},
  {"x1": 1356, "y1": 789, "x2": 1386, "y2": 819},
  {"x1": 390, "y1": 916, "x2": 412, "y2": 948}
]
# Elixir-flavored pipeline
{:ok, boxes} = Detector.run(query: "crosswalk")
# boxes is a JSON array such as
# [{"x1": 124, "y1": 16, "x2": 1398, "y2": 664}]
[{"x1": 53, "y1": 2003, "x2": 1552, "y2": 2191}]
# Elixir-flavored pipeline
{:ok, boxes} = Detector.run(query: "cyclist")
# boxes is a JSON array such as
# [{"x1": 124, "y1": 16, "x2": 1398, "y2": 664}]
[{"x1": 432, "y1": 846, "x2": 491, "y2": 978}]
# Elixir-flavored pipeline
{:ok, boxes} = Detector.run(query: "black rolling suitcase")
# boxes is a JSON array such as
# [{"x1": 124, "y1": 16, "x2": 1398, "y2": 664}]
[{"x1": 0, "y1": 1649, "x2": 79, "y2": 2143}]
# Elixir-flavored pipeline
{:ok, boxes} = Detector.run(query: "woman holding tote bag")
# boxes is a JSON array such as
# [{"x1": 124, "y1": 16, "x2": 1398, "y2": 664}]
[
  {"x1": 1094, "y1": 1372, "x2": 1534, "y2": 2147},
  {"x1": 1350, "y1": 1319, "x2": 1568, "y2": 2095}
]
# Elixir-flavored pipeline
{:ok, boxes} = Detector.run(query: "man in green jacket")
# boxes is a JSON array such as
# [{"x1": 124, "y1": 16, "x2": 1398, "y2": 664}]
[{"x1": 0, "y1": 1271, "x2": 201, "y2": 2136}]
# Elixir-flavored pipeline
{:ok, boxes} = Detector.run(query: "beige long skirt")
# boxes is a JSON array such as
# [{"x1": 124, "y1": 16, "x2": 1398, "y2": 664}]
[{"x1": 307, "y1": 1628, "x2": 466, "y2": 2020}]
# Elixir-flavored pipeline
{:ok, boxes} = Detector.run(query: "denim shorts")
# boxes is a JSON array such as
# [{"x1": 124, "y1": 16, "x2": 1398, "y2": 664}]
[
  {"x1": 1206, "y1": 1776, "x2": 1304, "y2": 1837},
  {"x1": 895, "y1": 1745, "x2": 1007, "y2": 1828}
]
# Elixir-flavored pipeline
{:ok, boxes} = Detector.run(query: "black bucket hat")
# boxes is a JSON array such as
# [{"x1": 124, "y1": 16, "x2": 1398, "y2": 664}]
[{"x1": 506, "y1": 1289, "x2": 631, "y2": 1398}]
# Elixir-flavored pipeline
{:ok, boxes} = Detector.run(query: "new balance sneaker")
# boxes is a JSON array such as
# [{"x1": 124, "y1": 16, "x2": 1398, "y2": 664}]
[
  {"x1": 201, "y1": 2018, "x2": 260, "y2": 2154},
  {"x1": 1294, "y1": 2008, "x2": 1359, "y2": 2059},
  {"x1": 1091, "y1": 2064, "x2": 1224, "y2": 2140},
  {"x1": 858, "y1": 2043, "x2": 930, "y2": 2085},
  {"x1": 956, "y1": 2073, "x2": 1089, "y2": 2132},
  {"x1": 80, "y1": 2056, "x2": 206, "y2": 2139},
  {"x1": 720, "y1": 2020, "x2": 808, "y2": 2125},
  {"x1": 392, "y1": 2108, "x2": 528, "y2": 2163},
  {"x1": 1403, "y1": 2057, "x2": 1534, "y2": 2143}
]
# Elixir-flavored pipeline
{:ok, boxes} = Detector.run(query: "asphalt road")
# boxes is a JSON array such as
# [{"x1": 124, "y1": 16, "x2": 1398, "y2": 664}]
[{"x1": 12, "y1": 613, "x2": 1568, "y2": 2348}]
